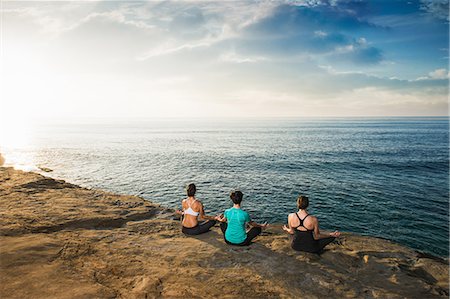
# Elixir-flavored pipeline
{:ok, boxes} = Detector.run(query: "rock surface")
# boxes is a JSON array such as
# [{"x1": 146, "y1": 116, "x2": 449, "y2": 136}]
[{"x1": 0, "y1": 167, "x2": 448, "y2": 298}]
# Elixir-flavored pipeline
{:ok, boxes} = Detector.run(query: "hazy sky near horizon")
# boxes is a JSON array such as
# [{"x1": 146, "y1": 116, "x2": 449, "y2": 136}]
[{"x1": 1, "y1": 0, "x2": 449, "y2": 120}]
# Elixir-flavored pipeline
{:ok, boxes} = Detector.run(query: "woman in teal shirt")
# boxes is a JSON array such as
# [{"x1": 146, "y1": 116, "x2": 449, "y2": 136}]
[{"x1": 217, "y1": 190, "x2": 267, "y2": 246}]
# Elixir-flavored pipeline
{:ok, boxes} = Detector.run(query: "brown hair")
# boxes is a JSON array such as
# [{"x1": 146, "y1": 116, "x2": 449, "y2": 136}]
[
  {"x1": 297, "y1": 195, "x2": 309, "y2": 209},
  {"x1": 186, "y1": 183, "x2": 196, "y2": 197},
  {"x1": 230, "y1": 190, "x2": 243, "y2": 204}
]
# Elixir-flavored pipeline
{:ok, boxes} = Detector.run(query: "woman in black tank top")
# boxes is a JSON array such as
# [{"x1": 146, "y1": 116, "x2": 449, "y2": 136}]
[{"x1": 283, "y1": 195, "x2": 340, "y2": 253}]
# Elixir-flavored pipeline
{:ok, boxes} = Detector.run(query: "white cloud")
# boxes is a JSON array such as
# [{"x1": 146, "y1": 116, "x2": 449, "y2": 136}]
[
  {"x1": 286, "y1": 0, "x2": 324, "y2": 7},
  {"x1": 135, "y1": 40, "x2": 211, "y2": 60},
  {"x1": 420, "y1": 0, "x2": 449, "y2": 21},
  {"x1": 2, "y1": 0, "x2": 448, "y2": 118},
  {"x1": 357, "y1": 37, "x2": 368, "y2": 46},
  {"x1": 318, "y1": 64, "x2": 366, "y2": 75},
  {"x1": 415, "y1": 68, "x2": 450, "y2": 81},
  {"x1": 335, "y1": 44, "x2": 355, "y2": 53},
  {"x1": 314, "y1": 30, "x2": 328, "y2": 37},
  {"x1": 219, "y1": 51, "x2": 268, "y2": 64},
  {"x1": 333, "y1": 37, "x2": 369, "y2": 54},
  {"x1": 321, "y1": 87, "x2": 448, "y2": 116},
  {"x1": 429, "y1": 68, "x2": 450, "y2": 79}
]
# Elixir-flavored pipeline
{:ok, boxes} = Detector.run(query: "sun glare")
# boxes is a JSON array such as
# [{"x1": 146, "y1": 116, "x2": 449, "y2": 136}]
[{"x1": 0, "y1": 115, "x2": 32, "y2": 149}]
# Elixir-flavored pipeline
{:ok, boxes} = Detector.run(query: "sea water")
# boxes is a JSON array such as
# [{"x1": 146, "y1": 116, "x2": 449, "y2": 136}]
[{"x1": 2, "y1": 117, "x2": 448, "y2": 257}]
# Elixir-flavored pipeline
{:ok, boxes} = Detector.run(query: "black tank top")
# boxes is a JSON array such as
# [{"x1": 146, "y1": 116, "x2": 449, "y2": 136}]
[
  {"x1": 293, "y1": 213, "x2": 313, "y2": 231},
  {"x1": 291, "y1": 213, "x2": 319, "y2": 252}
]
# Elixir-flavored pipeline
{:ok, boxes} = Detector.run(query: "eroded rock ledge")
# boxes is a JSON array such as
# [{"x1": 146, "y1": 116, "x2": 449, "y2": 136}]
[{"x1": 0, "y1": 167, "x2": 448, "y2": 298}]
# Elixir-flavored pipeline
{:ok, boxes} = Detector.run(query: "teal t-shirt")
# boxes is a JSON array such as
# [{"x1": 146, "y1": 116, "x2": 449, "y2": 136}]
[{"x1": 224, "y1": 207, "x2": 251, "y2": 244}]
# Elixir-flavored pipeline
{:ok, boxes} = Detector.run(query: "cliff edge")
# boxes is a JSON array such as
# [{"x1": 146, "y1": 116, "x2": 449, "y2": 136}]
[{"x1": 0, "y1": 167, "x2": 448, "y2": 298}]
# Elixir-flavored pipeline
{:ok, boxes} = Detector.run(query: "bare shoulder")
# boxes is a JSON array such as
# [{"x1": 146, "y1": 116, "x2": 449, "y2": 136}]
[
  {"x1": 307, "y1": 215, "x2": 318, "y2": 223},
  {"x1": 287, "y1": 213, "x2": 296, "y2": 224},
  {"x1": 193, "y1": 199, "x2": 203, "y2": 207}
]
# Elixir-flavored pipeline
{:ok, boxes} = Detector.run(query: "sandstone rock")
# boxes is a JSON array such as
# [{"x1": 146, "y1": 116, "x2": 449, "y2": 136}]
[{"x1": 0, "y1": 167, "x2": 448, "y2": 298}]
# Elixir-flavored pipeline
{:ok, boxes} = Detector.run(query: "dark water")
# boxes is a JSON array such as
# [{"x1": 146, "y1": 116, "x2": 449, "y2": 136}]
[{"x1": 4, "y1": 117, "x2": 449, "y2": 257}]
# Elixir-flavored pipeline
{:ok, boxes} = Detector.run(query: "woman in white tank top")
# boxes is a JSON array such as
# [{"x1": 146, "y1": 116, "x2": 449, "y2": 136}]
[{"x1": 176, "y1": 183, "x2": 218, "y2": 235}]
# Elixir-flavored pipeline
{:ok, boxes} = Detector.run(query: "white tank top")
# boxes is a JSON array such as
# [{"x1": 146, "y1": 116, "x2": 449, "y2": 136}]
[{"x1": 183, "y1": 199, "x2": 199, "y2": 216}]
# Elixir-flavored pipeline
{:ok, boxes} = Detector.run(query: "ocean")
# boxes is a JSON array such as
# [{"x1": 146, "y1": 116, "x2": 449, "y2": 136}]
[{"x1": 2, "y1": 117, "x2": 449, "y2": 257}]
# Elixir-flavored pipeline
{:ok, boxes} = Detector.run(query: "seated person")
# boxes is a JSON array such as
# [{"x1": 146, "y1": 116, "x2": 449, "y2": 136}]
[
  {"x1": 283, "y1": 195, "x2": 340, "y2": 253},
  {"x1": 216, "y1": 190, "x2": 267, "y2": 246},
  {"x1": 177, "y1": 183, "x2": 216, "y2": 235}
]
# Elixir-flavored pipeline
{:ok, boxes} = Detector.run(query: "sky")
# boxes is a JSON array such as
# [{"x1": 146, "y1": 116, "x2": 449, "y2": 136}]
[{"x1": 1, "y1": 0, "x2": 449, "y2": 121}]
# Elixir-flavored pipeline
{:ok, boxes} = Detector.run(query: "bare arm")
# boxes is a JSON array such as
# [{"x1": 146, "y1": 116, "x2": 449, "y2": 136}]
[
  {"x1": 215, "y1": 214, "x2": 227, "y2": 222},
  {"x1": 312, "y1": 217, "x2": 340, "y2": 240},
  {"x1": 176, "y1": 200, "x2": 186, "y2": 215},
  {"x1": 198, "y1": 203, "x2": 216, "y2": 221},
  {"x1": 282, "y1": 214, "x2": 294, "y2": 234}
]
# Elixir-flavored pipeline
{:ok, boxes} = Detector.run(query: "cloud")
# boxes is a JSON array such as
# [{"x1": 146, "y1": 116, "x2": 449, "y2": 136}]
[
  {"x1": 136, "y1": 39, "x2": 212, "y2": 60},
  {"x1": 169, "y1": 6, "x2": 205, "y2": 33},
  {"x1": 315, "y1": 64, "x2": 449, "y2": 96},
  {"x1": 324, "y1": 86, "x2": 448, "y2": 116},
  {"x1": 415, "y1": 68, "x2": 450, "y2": 80},
  {"x1": 420, "y1": 0, "x2": 449, "y2": 21},
  {"x1": 3, "y1": 2, "x2": 158, "y2": 40},
  {"x1": 429, "y1": 68, "x2": 450, "y2": 79},
  {"x1": 231, "y1": 3, "x2": 385, "y2": 66},
  {"x1": 3, "y1": 0, "x2": 448, "y2": 117},
  {"x1": 330, "y1": 37, "x2": 383, "y2": 64},
  {"x1": 338, "y1": 45, "x2": 383, "y2": 64},
  {"x1": 244, "y1": 3, "x2": 377, "y2": 37},
  {"x1": 219, "y1": 51, "x2": 268, "y2": 64},
  {"x1": 314, "y1": 30, "x2": 328, "y2": 37}
]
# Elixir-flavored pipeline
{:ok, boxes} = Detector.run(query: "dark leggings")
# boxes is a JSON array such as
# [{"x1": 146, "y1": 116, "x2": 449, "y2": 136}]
[
  {"x1": 220, "y1": 222, "x2": 262, "y2": 246},
  {"x1": 315, "y1": 237, "x2": 335, "y2": 253},
  {"x1": 292, "y1": 234, "x2": 335, "y2": 254},
  {"x1": 182, "y1": 220, "x2": 217, "y2": 235}
]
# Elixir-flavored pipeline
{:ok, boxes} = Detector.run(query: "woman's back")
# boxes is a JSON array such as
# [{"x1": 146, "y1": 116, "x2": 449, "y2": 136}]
[
  {"x1": 224, "y1": 207, "x2": 250, "y2": 244},
  {"x1": 289, "y1": 211, "x2": 314, "y2": 231},
  {"x1": 182, "y1": 198, "x2": 201, "y2": 228},
  {"x1": 283, "y1": 195, "x2": 339, "y2": 254},
  {"x1": 289, "y1": 212, "x2": 319, "y2": 252},
  {"x1": 179, "y1": 183, "x2": 217, "y2": 235}
]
